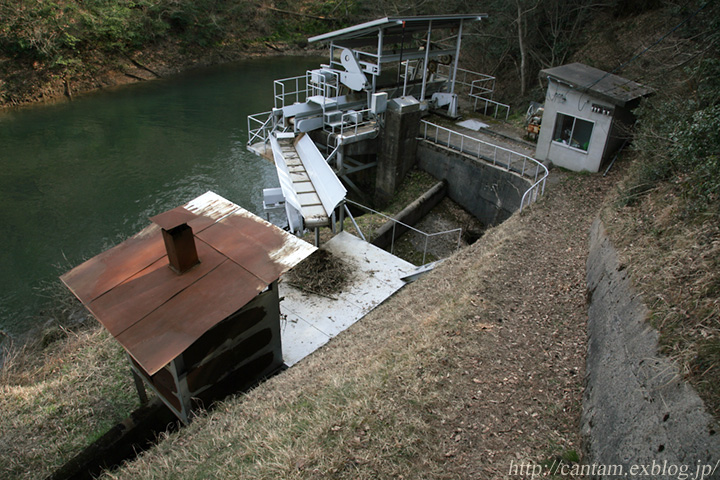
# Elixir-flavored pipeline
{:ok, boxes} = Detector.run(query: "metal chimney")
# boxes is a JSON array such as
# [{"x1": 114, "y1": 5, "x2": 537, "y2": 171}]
[
  {"x1": 161, "y1": 223, "x2": 199, "y2": 274},
  {"x1": 149, "y1": 209, "x2": 201, "y2": 275}
]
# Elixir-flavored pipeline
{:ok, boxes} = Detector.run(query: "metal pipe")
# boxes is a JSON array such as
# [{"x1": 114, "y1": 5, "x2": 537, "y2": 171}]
[
  {"x1": 339, "y1": 202, "x2": 345, "y2": 232},
  {"x1": 344, "y1": 204, "x2": 365, "y2": 241},
  {"x1": 422, "y1": 235, "x2": 429, "y2": 265},
  {"x1": 391, "y1": 222, "x2": 396, "y2": 254},
  {"x1": 420, "y1": 20, "x2": 432, "y2": 101},
  {"x1": 449, "y1": 19, "x2": 464, "y2": 94},
  {"x1": 402, "y1": 60, "x2": 409, "y2": 97},
  {"x1": 337, "y1": 144, "x2": 344, "y2": 173},
  {"x1": 373, "y1": 28, "x2": 383, "y2": 94}
]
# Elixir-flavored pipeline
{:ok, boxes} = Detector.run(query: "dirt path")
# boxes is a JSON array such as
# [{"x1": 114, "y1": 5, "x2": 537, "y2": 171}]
[{"x1": 423, "y1": 167, "x2": 619, "y2": 477}]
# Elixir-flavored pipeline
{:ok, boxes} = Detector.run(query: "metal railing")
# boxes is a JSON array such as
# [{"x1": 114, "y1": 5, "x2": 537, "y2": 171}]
[
  {"x1": 247, "y1": 110, "x2": 274, "y2": 145},
  {"x1": 344, "y1": 199, "x2": 462, "y2": 266},
  {"x1": 419, "y1": 120, "x2": 548, "y2": 210},
  {"x1": 469, "y1": 75, "x2": 495, "y2": 98},
  {"x1": 307, "y1": 69, "x2": 340, "y2": 101},
  {"x1": 273, "y1": 74, "x2": 309, "y2": 109},
  {"x1": 433, "y1": 65, "x2": 510, "y2": 120},
  {"x1": 436, "y1": 65, "x2": 495, "y2": 95},
  {"x1": 272, "y1": 70, "x2": 341, "y2": 110},
  {"x1": 471, "y1": 95, "x2": 511, "y2": 120}
]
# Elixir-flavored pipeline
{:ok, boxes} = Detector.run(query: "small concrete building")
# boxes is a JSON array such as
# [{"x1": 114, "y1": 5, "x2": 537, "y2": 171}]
[{"x1": 534, "y1": 63, "x2": 653, "y2": 172}]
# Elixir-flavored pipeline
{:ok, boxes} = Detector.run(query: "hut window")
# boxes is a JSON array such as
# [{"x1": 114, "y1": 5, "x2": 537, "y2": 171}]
[{"x1": 552, "y1": 113, "x2": 593, "y2": 151}]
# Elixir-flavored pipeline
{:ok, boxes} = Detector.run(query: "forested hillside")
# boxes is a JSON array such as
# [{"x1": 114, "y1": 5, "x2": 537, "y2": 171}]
[{"x1": 0, "y1": 0, "x2": 703, "y2": 107}]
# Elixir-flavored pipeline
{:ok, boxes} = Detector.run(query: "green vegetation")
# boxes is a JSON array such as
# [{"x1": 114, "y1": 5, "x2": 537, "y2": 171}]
[
  {"x1": 605, "y1": 1, "x2": 720, "y2": 415},
  {"x1": 0, "y1": 0, "x2": 361, "y2": 105},
  {"x1": 0, "y1": 0, "x2": 250, "y2": 62},
  {"x1": 618, "y1": 56, "x2": 720, "y2": 213}
]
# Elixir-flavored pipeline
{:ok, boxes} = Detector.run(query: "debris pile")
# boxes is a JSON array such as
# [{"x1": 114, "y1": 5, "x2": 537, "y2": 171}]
[{"x1": 285, "y1": 250, "x2": 350, "y2": 297}]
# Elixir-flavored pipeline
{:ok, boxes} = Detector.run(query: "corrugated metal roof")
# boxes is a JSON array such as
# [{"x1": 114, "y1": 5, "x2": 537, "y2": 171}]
[
  {"x1": 308, "y1": 14, "x2": 487, "y2": 43},
  {"x1": 541, "y1": 63, "x2": 654, "y2": 107},
  {"x1": 61, "y1": 191, "x2": 316, "y2": 375}
]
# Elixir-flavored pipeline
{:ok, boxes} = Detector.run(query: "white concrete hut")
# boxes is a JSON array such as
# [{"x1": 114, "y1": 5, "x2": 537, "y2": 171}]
[{"x1": 534, "y1": 63, "x2": 653, "y2": 172}]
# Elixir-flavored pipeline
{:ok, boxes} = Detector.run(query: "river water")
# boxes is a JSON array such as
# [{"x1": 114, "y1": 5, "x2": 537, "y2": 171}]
[{"x1": 0, "y1": 56, "x2": 322, "y2": 339}]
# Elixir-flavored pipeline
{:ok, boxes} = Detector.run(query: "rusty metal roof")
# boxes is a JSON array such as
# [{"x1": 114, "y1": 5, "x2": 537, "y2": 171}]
[{"x1": 61, "y1": 191, "x2": 316, "y2": 375}]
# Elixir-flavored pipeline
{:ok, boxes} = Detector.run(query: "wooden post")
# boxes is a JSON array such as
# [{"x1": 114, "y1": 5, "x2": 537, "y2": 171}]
[{"x1": 131, "y1": 365, "x2": 149, "y2": 405}]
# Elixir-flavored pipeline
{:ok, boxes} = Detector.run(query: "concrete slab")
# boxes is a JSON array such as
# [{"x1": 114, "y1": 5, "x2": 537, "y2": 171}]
[
  {"x1": 279, "y1": 231, "x2": 415, "y2": 366},
  {"x1": 456, "y1": 119, "x2": 488, "y2": 131}
]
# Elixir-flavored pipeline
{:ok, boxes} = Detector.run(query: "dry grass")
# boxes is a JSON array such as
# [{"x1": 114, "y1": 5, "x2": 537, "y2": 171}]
[
  {"x1": 99, "y1": 167, "x2": 615, "y2": 479},
  {"x1": 602, "y1": 169, "x2": 720, "y2": 417},
  {"x1": 0, "y1": 312, "x2": 140, "y2": 480},
  {"x1": 0, "y1": 166, "x2": 627, "y2": 480}
]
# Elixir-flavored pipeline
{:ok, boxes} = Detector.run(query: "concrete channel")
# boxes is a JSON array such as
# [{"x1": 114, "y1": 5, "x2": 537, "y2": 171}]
[{"x1": 584, "y1": 219, "x2": 720, "y2": 478}]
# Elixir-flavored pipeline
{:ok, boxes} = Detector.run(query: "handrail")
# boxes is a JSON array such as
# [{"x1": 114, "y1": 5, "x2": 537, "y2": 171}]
[
  {"x1": 344, "y1": 198, "x2": 462, "y2": 266},
  {"x1": 469, "y1": 76, "x2": 495, "y2": 98},
  {"x1": 247, "y1": 110, "x2": 274, "y2": 145},
  {"x1": 273, "y1": 74, "x2": 309, "y2": 109},
  {"x1": 470, "y1": 95, "x2": 511, "y2": 120},
  {"x1": 330, "y1": 108, "x2": 376, "y2": 137},
  {"x1": 419, "y1": 120, "x2": 548, "y2": 211},
  {"x1": 436, "y1": 65, "x2": 496, "y2": 95},
  {"x1": 433, "y1": 65, "x2": 509, "y2": 119},
  {"x1": 308, "y1": 69, "x2": 340, "y2": 100}
]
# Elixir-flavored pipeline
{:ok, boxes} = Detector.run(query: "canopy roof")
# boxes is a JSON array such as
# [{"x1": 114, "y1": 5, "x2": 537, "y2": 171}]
[
  {"x1": 308, "y1": 14, "x2": 487, "y2": 44},
  {"x1": 61, "y1": 191, "x2": 316, "y2": 375}
]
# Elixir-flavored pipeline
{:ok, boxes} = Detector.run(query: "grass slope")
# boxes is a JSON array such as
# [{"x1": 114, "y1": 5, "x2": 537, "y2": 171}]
[
  {"x1": 96, "y1": 168, "x2": 616, "y2": 479},
  {"x1": 0, "y1": 326, "x2": 138, "y2": 480}
]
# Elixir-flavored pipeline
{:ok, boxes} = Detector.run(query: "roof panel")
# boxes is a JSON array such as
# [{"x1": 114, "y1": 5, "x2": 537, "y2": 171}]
[
  {"x1": 541, "y1": 63, "x2": 654, "y2": 106},
  {"x1": 308, "y1": 14, "x2": 487, "y2": 43},
  {"x1": 196, "y1": 221, "x2": 281, "y2": 285},
  {"x1": 87, "y1": 241, "x2": 226, "y2": 337},
  {"x1": 60, "y1": 225, "x2": 166, "y2": 303},
  {"x1": 149, "y1": 207, "x2": 199, "y2": 231},
  {"x1": 116, "y1": 260, "x2": 266, "y2": 375}
]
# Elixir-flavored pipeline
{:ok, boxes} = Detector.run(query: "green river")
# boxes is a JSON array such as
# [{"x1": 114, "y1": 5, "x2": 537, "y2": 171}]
[{"x1": 0, "y1": 56, "x2": 321, "y2": 339}]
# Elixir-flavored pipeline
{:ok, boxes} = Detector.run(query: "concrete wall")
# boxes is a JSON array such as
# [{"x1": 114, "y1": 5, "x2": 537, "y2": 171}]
[
  {"x1": 535, "y1": 79, "x2": 615, "y2": 172},
  {"x1": 417, "y1": 141, "x2": 531, "y2": 226},
  {"x1": 584, "y1": 219, "x2": 720, "y2": 477},
  {"x1": 372, "y1": 180, "x2": 447, "y2": 250},
  {"x1": 375, "y1": 106, "x2": 422, "y2": 206}
]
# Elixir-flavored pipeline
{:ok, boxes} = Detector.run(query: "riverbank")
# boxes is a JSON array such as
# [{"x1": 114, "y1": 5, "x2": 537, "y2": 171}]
[
  {"x1": 0, "y1": 41, "x2": 324, "y2": 110},
  {"x1": 1, "y1": 0, "x2": 349, "y2": 109}
]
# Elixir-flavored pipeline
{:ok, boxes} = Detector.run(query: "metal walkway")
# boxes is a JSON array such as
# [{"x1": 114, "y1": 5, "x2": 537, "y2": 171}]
[{"x1": 269, "y1": 131, "x2": 347, "y2": 234}]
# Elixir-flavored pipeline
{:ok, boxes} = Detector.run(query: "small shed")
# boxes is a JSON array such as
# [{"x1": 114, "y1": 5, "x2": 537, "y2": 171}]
[
  {"x1": 60, "y1": 191, "x2": 316, "y2": 422},
  {"x1": 534, "y1": 63, "x2": 653, "y2": 172}
]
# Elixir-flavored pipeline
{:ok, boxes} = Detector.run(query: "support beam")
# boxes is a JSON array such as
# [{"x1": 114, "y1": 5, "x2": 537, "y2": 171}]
[
  {"x1": 420, "y1": 21, "x2": 433, "y2": 101},
  {"x1": 131, "y1": 362, "x2": 149, "y2": 405},
  {"x1": 449, "y1": 19, "x2": 464, "y2": 95}
]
